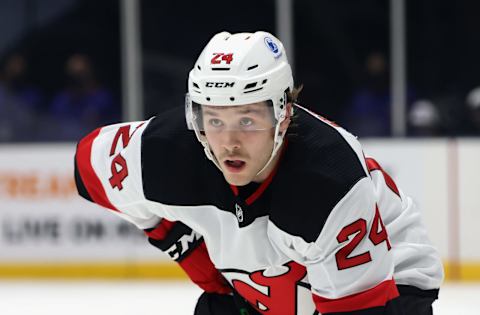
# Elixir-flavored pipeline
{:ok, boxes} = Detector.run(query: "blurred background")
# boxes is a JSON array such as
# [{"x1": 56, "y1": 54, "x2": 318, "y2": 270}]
[{"x1": 0, "y1": 0, "x2": 479, "y2": 313}]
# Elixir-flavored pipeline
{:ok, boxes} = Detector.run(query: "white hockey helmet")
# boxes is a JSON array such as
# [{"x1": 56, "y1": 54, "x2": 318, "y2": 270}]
[{"x1": 185, "y1": 31, "x2": 294, "y2": 172}]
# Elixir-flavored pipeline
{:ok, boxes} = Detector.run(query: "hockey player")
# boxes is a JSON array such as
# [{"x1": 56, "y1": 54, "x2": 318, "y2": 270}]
[{"x1": 74, "y1": 31, "x2": 443, "y2": 314}]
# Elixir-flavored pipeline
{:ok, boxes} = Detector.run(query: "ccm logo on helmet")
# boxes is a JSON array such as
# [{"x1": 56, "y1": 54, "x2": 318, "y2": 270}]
[{"x1": 205, "y1": 82, "x2": 235, "y2": 88}]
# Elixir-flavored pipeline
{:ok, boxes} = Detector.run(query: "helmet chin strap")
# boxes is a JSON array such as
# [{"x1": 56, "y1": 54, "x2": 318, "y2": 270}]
[
  {"x1": 191, "y1": 128, "x2": 222, "y2": 170},
  {"x1": 256, "y1": 101, "x2": 293, "y2": 177},
  {"x1": 255, "y1": 98, "x2": 291, "y2": 177},
  {"x1": 254, "y1": 123, "x2": 286, "y2": 177}
]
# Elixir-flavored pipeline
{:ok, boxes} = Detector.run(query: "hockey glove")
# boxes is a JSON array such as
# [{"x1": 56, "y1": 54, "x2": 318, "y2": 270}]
[{"x1": 145, "y1": 219, "x2": 231, "y2": 294}]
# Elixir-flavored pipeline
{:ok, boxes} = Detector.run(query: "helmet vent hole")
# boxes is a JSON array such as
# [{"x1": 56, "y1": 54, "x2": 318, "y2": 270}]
[
  {"x1": 244, "y1": 82, "x2": 257, "y2": 89},
  {"x1": 245, "y1": 36, "x2": 251, "y2": 40},
  {"x1": 262, "y1": 79, "x2": 268, "y2": 85},
  {"x1": 206, "y1": 97, "x2": 211, "y2": 101},
  {"x1": 211, "y1": 67, "x2": 230, "y2": 71},
  {"x1": 197, "y1": 65, "x2": 202, "y2": 71},
  {"x1": 280, "y1": 98, "x2": 284, "y2": 103},
  {"x1": 193, "y1": 82, "x2": 200, "y2": 89},
  {"x1": 230, "y1": 97, "x2": 235, "y2": 101},
  {"x1": 247, "y1": 64, "x2": 258, "y2": 71},
  {"x1": 243, "y1": 87, "x2": 263, "y2": 94}
]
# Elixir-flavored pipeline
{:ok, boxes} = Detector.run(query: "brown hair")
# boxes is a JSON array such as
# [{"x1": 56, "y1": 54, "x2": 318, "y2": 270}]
[{"x1": 286, "y1": 84, "x2": 304, "y2": 103}]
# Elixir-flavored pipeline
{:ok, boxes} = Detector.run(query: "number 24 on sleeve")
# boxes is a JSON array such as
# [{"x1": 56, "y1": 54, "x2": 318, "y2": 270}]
[{"x1": 335, "y1": 206, "x2": 391, "y2": 270}]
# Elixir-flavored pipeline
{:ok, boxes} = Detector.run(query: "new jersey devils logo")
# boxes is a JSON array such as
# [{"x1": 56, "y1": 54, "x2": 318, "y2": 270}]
[{"x1": 231, "y1": 261, "x2": 307, "y2": 314}]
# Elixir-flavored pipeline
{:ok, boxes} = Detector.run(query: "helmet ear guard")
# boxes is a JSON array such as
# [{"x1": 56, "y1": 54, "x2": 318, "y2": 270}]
[{"x1": 185, "y1": 31, "x2": 294, "y2": 174}]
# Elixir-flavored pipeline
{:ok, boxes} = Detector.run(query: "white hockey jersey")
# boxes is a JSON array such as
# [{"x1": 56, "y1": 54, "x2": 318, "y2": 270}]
[{"x1": 74, "y1": 104, "x2": 443, "y2": 314}]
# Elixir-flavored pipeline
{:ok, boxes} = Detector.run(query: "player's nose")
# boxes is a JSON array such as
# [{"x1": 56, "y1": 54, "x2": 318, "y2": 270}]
[{"x1": 221, "y1": 130, "x2": 242, "y2": 151}]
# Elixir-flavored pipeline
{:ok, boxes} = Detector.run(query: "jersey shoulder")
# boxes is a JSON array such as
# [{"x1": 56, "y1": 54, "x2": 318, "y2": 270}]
[
  {"x1": 141, "y1": 106, "x2": 221, "y2": 205},
  {"x1": 270, "y1": 104, "x2": 368, "y2": 242}
]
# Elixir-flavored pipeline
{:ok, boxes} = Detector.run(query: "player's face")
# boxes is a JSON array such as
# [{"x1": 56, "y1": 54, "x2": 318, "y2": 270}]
[{"x1": 202, "y1": 102, "x2": 282, "y2": 186}]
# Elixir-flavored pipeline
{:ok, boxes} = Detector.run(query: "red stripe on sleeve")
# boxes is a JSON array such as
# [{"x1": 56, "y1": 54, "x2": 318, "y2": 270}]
[
  {"x1": 76, "y1": 127, "x2": 119, "y2": 212},
  {"x1": 365, "y1": 157, "x2": 387, "y2": 175},
  {"x1": 144, "y1": 219, "x2": 176, "y2": 240},
  {"x1": 365, "y1": 158, "x2": 401, "y2": 197},
  {"x1": 178, "y1": 242, "x2": 232, "y2": 294},
  {"x1": 312, "y1": 278, "x2": 399, "y2": 314}
]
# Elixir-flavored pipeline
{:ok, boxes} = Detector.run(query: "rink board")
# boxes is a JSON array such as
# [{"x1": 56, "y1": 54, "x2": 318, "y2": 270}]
[{"x1": 0, "y1": 140, "x2": 479, "y2": 280}]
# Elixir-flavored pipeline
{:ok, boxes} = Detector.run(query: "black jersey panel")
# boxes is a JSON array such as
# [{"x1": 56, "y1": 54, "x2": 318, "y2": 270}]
[
  {"x1": 270, "y1": 108, "x2": 367, "y2": 243},
  {"x1": 141, "y1": 106, "x2": 228, "y2": 206}
]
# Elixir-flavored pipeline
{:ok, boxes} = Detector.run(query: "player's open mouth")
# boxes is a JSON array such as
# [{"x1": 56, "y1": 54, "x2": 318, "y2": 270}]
[{"x1": 224, "y1": 160, "x2": 246, "y2": 172}]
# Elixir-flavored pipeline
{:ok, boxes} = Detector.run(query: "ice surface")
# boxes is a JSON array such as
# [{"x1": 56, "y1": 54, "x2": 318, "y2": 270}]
[{"x1": 0, "y1": 280, "x2": 475, "y2": 314}]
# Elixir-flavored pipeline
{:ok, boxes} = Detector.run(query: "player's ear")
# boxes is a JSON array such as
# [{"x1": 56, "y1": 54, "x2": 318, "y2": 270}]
[{"x1": 279, "y1": 103, "x2": 293, "y2": 132}]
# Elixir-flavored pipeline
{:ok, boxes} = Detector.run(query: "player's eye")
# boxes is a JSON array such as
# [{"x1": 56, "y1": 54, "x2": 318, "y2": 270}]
[
  {"x1": 239, "y1": 117, "x2": 253, "y2": 127},
  {"x1": 208, "y1": 118, "x2": 224, "y2": 128}
]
